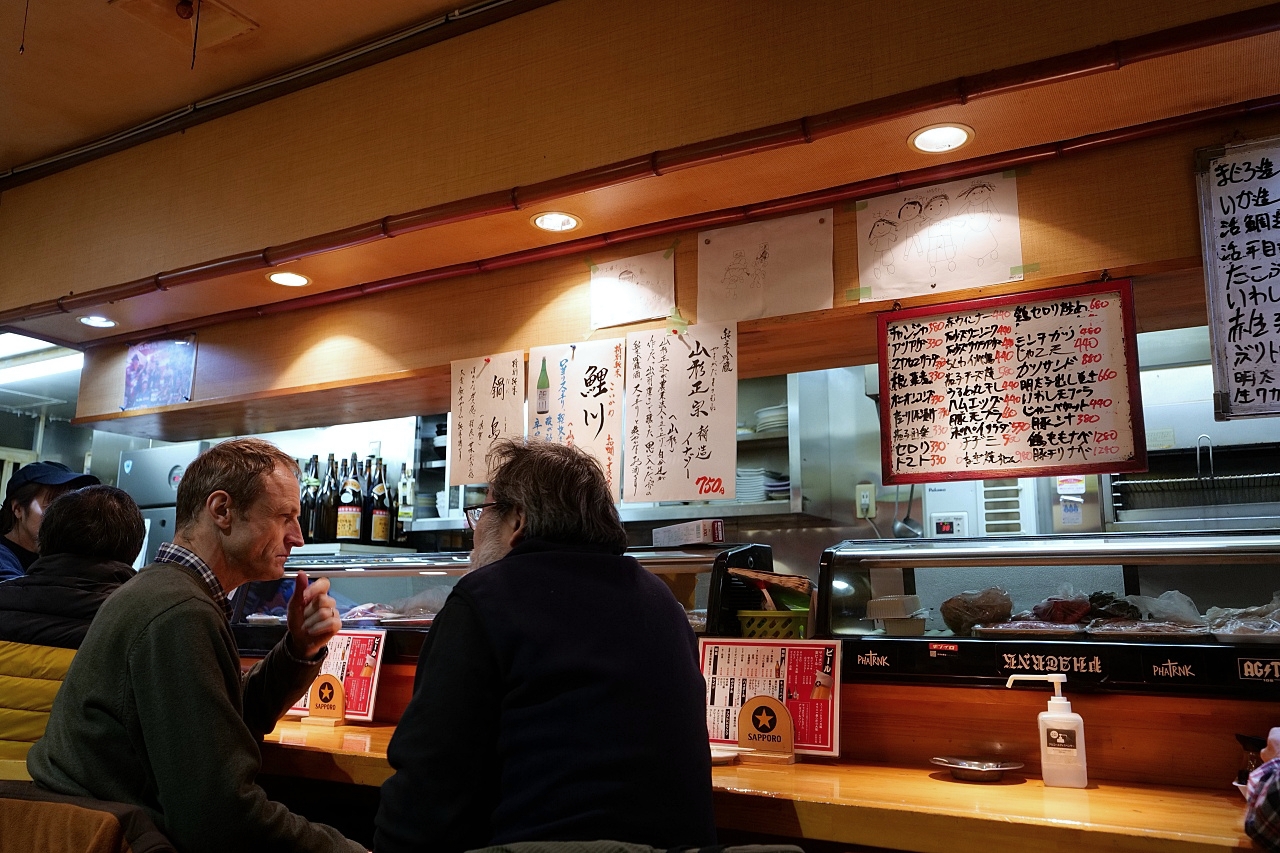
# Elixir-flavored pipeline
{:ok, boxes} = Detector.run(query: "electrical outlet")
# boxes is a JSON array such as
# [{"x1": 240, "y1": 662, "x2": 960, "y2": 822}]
[{"x1": 856, "y1": 483, "x2": 876, "y2": 518}]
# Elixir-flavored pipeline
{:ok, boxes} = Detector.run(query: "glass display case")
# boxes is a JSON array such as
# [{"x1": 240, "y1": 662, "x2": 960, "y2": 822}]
[
  {"x1": 231, "y1": 543, "x2": 777, "y2": 661},
  {"x1": 815, "y1": 532, "x2": 1280, "y2": 697}
]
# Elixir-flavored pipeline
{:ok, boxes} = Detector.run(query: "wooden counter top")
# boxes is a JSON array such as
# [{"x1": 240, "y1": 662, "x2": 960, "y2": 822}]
[{"x1": 260, "y1": 720, "x2": 1251, "y2": 852}]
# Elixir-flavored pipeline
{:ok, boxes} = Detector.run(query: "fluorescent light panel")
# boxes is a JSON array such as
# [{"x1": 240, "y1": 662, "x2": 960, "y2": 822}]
[{"x1": 0, "y1": 352, "x2": 84, "y2": 385}]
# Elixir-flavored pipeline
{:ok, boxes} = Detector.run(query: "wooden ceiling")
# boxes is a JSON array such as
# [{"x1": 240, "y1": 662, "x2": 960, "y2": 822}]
[
  {"x1": 2, "y1": 2, "x2": 1280, "y2": 351},
  {"x1": 1, "y1": 0, "x2": 484, "y2": 173}
]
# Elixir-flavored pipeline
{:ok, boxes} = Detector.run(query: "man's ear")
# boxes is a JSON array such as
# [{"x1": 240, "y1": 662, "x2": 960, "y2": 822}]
[
  {"x1": 506, "y1": 506, "x2": 527, "y2": 548},
  {"x1": 206, "y1": 490, "x2": 235, "y2": 532}
]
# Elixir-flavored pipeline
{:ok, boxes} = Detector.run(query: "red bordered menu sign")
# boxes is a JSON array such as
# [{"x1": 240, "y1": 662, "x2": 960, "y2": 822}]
[
  {"x1": 879, "y1": 280, "x2": 1147, "y2": 484},
  {"x1": 699, "y1": 638, "x2": 840, "y2": 757},
  {"x1": 288, "y1": 629, "x2": 386, "y2": 722}
]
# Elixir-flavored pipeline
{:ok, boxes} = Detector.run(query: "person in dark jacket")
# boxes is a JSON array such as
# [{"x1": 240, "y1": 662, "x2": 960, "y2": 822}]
[
  {"x1": 374, "y1": 439, "x2": 716, "y2": 853},
  {"x1": 0, "y1": 484, "x2": 143, "y2": 649},
  {"x1": 0, "y1": 461, "x2": 99, "y2": 582}
]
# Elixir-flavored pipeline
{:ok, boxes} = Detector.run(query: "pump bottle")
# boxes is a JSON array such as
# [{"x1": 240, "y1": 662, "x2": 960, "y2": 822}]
[{"x1": 1005, "y1": 673, "x2": 1087, "y2": 788}]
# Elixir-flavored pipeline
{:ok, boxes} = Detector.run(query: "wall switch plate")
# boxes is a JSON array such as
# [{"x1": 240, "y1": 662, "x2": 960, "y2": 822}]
[{"x1": 856, "y1": 483, "x2": 876, "y2": 518}]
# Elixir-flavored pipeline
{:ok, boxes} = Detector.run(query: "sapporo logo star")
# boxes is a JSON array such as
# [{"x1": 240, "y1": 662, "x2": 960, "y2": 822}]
[
  {"x1": 318, "y1": 682, "x2": 334, "y2": 704},
  {"x1": 752, "y1": 706, "x2": 776, "y2": 733}
]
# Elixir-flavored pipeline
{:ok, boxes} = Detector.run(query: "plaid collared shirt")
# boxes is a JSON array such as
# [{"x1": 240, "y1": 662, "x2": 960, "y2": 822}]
[
  {"x1": 154, "y1": 541, "x2": 233, "y2": 621},
  {"x1": 1248, "y1": 757, "x2": 1280, "y2": 852}
]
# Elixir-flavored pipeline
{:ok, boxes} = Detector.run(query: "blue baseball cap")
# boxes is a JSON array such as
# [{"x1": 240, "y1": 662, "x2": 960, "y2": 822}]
[{"x1": 5, "y1": 461, "x2": 99, "y2": 501}]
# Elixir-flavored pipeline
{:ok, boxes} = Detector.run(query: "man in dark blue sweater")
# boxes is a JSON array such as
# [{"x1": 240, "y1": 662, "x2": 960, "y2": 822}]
[{"x1": 374, "y1": 439, "x2": 716, "y2": 853}]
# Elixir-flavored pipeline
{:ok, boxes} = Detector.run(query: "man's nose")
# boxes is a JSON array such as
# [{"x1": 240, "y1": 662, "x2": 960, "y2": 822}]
[{"x1": 285, "y1": 519, "x2": 305, "y2": 546}]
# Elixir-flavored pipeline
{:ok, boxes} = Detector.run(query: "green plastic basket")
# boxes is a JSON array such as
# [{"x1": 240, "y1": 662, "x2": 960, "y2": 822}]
[{"x1": 737, "y1": 610, "x2": 808, "y2": 639}]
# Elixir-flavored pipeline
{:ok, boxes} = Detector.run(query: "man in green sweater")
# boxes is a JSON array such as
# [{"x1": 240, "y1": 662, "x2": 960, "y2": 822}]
[{"x1": 28, "y1": 438, "x2": 365, "y2": 853}]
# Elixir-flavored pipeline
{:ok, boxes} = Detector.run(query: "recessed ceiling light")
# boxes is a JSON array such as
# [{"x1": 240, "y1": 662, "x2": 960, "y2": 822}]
[
  {"x1": 532, "y1": 212, "x2": 580, "y2": 232},
  {"x1": 268, "y1": 271, "x2": 311, "y2": 287},
  {"x1": 909, "y1": 123, "x2": 974, "y2": 153},
  {"x1": 78, "y1": 315, "x2": 117, "y2": 328}
]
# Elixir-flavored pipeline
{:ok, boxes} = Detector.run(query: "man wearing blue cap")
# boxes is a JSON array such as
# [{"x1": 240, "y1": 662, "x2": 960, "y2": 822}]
[{"x1": 1, "y1": 461, "x2": 99, "y2": 582}]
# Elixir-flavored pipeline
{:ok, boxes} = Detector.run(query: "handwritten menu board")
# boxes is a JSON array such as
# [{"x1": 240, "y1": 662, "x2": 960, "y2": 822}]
[
  {"x1": 288, "y1": 629, "x2": 385, "y2": 722},
  {"x1": 449, "y1": 350, "x2": 525, "y2": 486},
  {"x1": 623, "y1": 325, "x2": 737, "y2": 503},
  {"x1": 1196, "y1": 135, "x2": 1280, "y2": 419},
  {"x1": 528, "y1": 339, "x2": 626, "y2": 498},
  {"x1": 879, "y1": 281, "x2": 1147, "y2": 483},
  {"x1": 699, "y1": 638, "x2": 840, "y2": 757}
]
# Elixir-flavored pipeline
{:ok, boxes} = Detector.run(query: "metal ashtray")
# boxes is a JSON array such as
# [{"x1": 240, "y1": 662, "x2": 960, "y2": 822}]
[{"x1": 930, "y1": 756, "x2": 1024, "y2": 782}]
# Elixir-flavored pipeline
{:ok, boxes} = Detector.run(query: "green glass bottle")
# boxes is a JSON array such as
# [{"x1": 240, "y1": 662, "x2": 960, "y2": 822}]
[{"x1": 536, "y1": 356, "x2": 550, "y2": 414}]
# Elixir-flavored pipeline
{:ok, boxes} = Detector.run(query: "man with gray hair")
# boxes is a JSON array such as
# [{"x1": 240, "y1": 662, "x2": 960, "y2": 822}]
[
  {"x1": 29, "y1": 438, "x2": 364, "y2": 853},
  {"x1": 375, "y1": 438, "x2": 715, "y2": 853}
]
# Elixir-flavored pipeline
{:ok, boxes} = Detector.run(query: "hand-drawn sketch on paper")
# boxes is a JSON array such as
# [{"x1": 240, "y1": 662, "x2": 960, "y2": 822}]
[
  {"x1": 698, "y1": 210, "x2": 833, "y2": 322},
  {"x1": 528, "y1": 339, "x2": 626, "y2": 498},
  {"x1": 858, "y1": 172, "x2": 1023, "y2": 302},
  {"x1": 623, "y1": 325, "x2": 738, "y2": 503},
  {"x1": 449, "y1": 350, "x2": 525, "y2": 486},
  {"x1": 590, "y1": 250, "x2": 676, "y2": 329}
]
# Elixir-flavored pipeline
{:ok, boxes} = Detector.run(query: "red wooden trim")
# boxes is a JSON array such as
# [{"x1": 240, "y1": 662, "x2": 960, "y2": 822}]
[{"x1": 878, "y1": 279, "x2": 1148, "y2": 485}]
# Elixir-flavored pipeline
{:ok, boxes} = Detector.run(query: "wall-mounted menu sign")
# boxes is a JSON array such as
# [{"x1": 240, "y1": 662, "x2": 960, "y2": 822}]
[
  {"x1": 623, "y1": 324, "x2": 737, "y2": 503},
  {"x1": 450, "y1": 350, "x2": 525, "y2": 486},
  {"x1": 1195, "y1": 134, "x2": 1280, "y2": 420},
  {"x1": 878, "y1": 280, "x2": 1147, "y2": 483},
  {"x1": 527, "y1": 339, "x2": 626, "y2": 499}
]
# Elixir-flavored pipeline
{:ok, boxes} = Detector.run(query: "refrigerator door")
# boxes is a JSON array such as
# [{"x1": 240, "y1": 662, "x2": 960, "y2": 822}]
[
  {"x1": 118, "y1": 442, "x2": 207, "y2": 508},
  {"x1": 139, "y1": 507, "x2": 177, "y2": 566}
]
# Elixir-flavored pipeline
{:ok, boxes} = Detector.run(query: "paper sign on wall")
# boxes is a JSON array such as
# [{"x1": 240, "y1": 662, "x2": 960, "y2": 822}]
[
  {"x1": 879, "y1": 280, "x2": 1147, "y2": 483},
  {"x1": 450, "y1": 350, "x2": 525, "y2": 486},
  {"x1": 857, "y1": 171, "x2": 1024, "y2": 302},
  {"x1": 1195, "y1": 135, "x2": 1280, "y2": 419},
  {"x1": 700, "y1": 638, "x2": 840, "y2": 757},
  {"x1": 623, "y1": 325, "x2": 737, "y2": 503},
  {"x1": 528, "y1": 339, "x2": 626, "y2": 498},
  {"x1": 697, "y1": 210, "x2": 833, "y2": 323},
  {"x1": 590, "y1": 250, "x2": 676, "y2": 330},
  {"x1": 289, "y1": 629, "x2": 385, "y2": 722},
  {"x1": 123, "y1": 336, "x2": 197, "y2": 410}
]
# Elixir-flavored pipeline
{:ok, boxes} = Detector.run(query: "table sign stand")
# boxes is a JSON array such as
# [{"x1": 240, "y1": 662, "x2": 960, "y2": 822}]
[
  {"x1": 302, "y1": 673, "x2": 346, "y2": 727},
  {"x1": 737, "y1": 696, "x2": 795, "y2": 765}
]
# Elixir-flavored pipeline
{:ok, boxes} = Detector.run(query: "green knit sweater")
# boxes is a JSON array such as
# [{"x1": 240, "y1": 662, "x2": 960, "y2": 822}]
[{"x1": 27, "y1": 563, "x2": 363, "y2": 853}]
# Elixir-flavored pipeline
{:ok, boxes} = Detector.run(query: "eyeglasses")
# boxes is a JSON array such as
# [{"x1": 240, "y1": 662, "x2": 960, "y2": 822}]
[{"x1": 464, "y1": 501, "x2": 501, "y2": 530}]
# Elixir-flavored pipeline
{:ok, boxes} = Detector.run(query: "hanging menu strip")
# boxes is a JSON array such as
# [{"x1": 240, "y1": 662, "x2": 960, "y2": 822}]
[{"x1": 878, "y1": 280, "x2": 1147, "y2": 483}]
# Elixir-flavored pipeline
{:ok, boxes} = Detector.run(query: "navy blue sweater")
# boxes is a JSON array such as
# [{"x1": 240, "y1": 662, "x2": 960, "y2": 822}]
[{"x1": 374, "y1": 538, "x2": 716, "y2": 853}]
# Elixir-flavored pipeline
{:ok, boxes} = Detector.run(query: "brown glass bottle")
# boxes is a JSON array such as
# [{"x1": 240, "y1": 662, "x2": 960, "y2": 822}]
[
  {"x1": 336, "y1": 456, "x2": 363, "y2": 543},
  {"x1": 299, "y1": 454, "x2": 320, "y2": 544},
  {"x1": 314, "y1": 453, "x2": 338, "y2": 543},
  {"x1": 367, "y1": 460, "x2": 392, "y2": 545}
]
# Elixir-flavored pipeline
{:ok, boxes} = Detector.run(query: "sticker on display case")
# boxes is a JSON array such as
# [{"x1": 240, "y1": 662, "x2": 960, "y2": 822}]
[
  {"x1": 699, "y1": 638, "x2": 840, "y2": 756},
  {"x1": 288, "y1": 629, "x2": 386, "y2": 722},
  {"x1": 1238, "y1": 657, "x2": 1280, "y2": 683}
]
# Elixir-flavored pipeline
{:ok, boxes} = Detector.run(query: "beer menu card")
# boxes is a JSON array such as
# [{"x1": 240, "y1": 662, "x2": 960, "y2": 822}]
[
  {"x1": 289, "y1": 629, "x2": 386, "y2": 722},
  {"x1": 699, "y1": 638, "x2": 840, "y2": 757},
  {"x1": 879, "y1": 280, "x2": 1147, "y2": 483}
]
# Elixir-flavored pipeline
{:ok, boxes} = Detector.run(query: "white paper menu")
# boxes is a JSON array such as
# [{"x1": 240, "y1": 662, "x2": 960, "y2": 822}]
[
  {"x1": 1196, "y1": 134, "x2": 1280, "y2": 419},
  {"x1": 623, "y1": 325, "x2": 737, "y2": 503},
  {"x1": 528, "y1": 339, "x2": 626, "y2": 499},
  {"x1": 449, "y1": 350, "x2": 525, "y2": 486}
]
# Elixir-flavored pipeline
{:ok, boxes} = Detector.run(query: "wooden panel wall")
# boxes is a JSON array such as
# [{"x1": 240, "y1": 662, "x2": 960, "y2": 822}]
[
  {"x1": 1, "y1": 0, "x2": 1271, "y2": 308},
  {"x1": 73, "y1": 111, "x2": 1279, "y2": 439},
  {"x1": 839, "y1": 682, "x2": 1276, "y2": 790}
]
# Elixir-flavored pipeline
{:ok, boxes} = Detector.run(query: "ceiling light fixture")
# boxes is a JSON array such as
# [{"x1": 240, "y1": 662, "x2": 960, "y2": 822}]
[
  {"x1": 268, "y1": 272, "x2": 311, "y2": 287},
  {"x1": 78, "y1": 315, "x2": 117, "y2": 328},
  {"x1": 0, "y1": 353, "x2": 84, "y2": 385},
  {"x1": 532, "y1": 212, "x2": 580, "y2": 233},
  {"x1": 909, "y1": 123, "x2": 974, "y2": 153},
  {"x1": 0, "y1": 333, "x2": 57, "y2": 359}
]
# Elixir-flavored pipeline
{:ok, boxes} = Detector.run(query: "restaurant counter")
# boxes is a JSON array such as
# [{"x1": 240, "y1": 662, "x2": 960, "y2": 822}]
[{"x1": 260, "y1": 720, "x2": 1252, "y2": 852}]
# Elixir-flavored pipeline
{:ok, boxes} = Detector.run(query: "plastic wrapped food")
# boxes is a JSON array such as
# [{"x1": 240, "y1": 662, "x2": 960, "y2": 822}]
[
  {"x1": 940, "y1": 587, "x2": 1013, "y2": 637},
  {"x1": 1031, "y1": 595, "x2": 1092, "y2": 624}
]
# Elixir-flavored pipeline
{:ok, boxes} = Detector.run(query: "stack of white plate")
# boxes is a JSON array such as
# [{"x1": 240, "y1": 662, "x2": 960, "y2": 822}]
[
  {"x1": 754, "y1": 404, "x2": 788, "y2": 433},
  {"x1": 763, "y1": 471, "x2": 790, "y2": 500},
  {"x1": 736, "y1": 467, "x2": 766, "y2": 502}
]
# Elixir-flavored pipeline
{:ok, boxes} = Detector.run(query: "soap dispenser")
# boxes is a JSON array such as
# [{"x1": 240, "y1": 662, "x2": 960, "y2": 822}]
[{"x1": 1005, "y1": 673, "x2": 1088, "y2": 788}]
